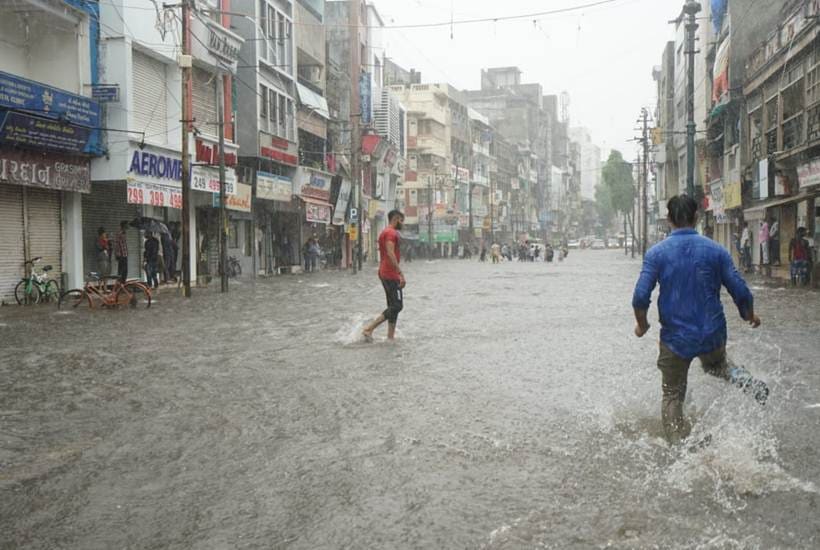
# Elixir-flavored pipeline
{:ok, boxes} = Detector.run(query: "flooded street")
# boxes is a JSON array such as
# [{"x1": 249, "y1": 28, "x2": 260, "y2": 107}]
[{"x1": 1, "y1": 251, "x2": 819, "y2": 549}]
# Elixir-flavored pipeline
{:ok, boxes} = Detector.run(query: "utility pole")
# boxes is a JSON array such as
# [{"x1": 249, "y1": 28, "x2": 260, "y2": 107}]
[
  {"x1": 178, "y1": 0, "x2": 192, "y2": 297},
  {"x1": 641, "y1": 108, "x2": 649, "y2": 256},
  {"x1": 217, "y1": 78, "x2": 228, "y2": 292},
  {"x1": 349, "y1": 0, "x2": 362, "y2": 273},
  {"x1": 427, "y1": 165, "x2": 435, "y2": 257},
  {"x1": 684, "y1": 1, "x2": 701, "y2": 197},
  {"x1": 490, "y1": 176, "x2": 494, "y2": 244}
]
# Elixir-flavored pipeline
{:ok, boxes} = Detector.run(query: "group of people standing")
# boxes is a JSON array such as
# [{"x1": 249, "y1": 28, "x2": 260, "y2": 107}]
[
  {"x1": 481, "y1": 241, "x2": 566, "y2": 264},
  {"x1": 738, "y1": 218, "x2": 813, "y2": 285},
  {"x1": 95, "y1": 221, "x2": 179, "y2": 289}
]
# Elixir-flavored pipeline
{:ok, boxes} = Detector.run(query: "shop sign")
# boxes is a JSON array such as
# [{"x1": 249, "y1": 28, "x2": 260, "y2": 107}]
[
  {"x1": 450, "y1": 165, "x2": 470, "y2": 182},
  {"x1": 91, "y1": 85, "x2": 120, "y2": 103},
  {"x1": 191, "y1": 165, "x2": 237, "y2": 195},
  {"x1": 332, "y1": 179, "x2": 352, "y2": 225},
  {"x1": 298, "y1": 167, "x2": 332, "y2": 201},
  {"x1": 305, "y1": 201, "x2": 332, "y2": 224},
  {"x1": 710, "y1": 180, "x2": 727, "y2": 223},
  {"x1": 0, "y1": 70, "x2": 100, "y2": 127},
  {"x1": 359, "y1": 73, "x2": 372, "y2": 125},
  {"x1": 725, "y1": 169, "x2": 742, "y2": 209},
  {"x1": 190, "y1": 17, "x2": 244, "y2": 74},
  {"x1": 129, "y1": 148, "x2": 182, "y2": 182},
  {"x1": 196, "y1": 138, "x2": 237, "y2": 166},
  {"x1": 0, "y1": 149, "x2": 90, "y2": 193},
  {"x1": 213, "y1": 182, "x2": 251, "y2": 212},
  {"x1": 260, "y1": 134, "x2": 298, "y2": 166},
  {"x1": 797, "y1": 158, "x2": 820, "y2": 189},
  {"x1": 0, "y1": 111, "x2": 91, "y2": 153},
  {"x1": 127, "y1": 180, "x2": 182, "y2": 209},
  {"x1": 256, "y1": 171, "x2": 292, "y2": 202}
]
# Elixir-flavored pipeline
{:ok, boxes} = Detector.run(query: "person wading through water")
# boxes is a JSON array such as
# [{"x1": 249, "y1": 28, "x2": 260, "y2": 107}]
[
  {"x1": 363, "y1": 210, "x2": 406, "y2": 342},
  {"x1": 632, "y1": 194, "x2": 767, "y2": 445}
]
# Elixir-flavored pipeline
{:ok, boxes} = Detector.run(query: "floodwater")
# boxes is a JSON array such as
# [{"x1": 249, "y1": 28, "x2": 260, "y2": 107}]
[{"x1": 1, "y1": 251, "x2": 819, "y2": 549}]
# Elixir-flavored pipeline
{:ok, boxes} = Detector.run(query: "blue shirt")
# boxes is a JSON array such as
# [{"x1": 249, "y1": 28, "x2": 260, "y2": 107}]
[{"x1": 632, "y1": 229, "x2": 754, "y2": 360}]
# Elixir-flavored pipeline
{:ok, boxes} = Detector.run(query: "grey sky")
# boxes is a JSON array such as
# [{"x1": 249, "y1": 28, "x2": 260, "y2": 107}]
[{"x1": 374, "y1": 0, "x2": 682, "y2": 162}]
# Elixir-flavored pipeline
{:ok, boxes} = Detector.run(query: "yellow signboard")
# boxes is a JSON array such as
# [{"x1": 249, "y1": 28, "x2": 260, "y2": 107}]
[
  {"x1": 724, "y1": 169, "x2": 742, "y2": 209},
  {"x1": 348, "y1": 224, "x2": 358, "y2": 241}
]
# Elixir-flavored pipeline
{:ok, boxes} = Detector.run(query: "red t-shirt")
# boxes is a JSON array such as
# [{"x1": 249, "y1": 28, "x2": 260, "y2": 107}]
[{"x1": 378, "y1": 227, "x2": 401, "y2": 281}]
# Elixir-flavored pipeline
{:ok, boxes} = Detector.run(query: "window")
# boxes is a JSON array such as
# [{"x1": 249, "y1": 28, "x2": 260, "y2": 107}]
[
  {"x1": 228, "y1": 221, "x2": 239, "y2": 249},
  {"x1": 244, "y1": 221, "x2": 253, "y2": 257},
  {"x1": 279, "y1": 94, "x2": 286, "y2": 136},
  {"x1": 269, "y1": 89, "x2": 277, "y2": 123},
  {"x1": 260, "y1": 84, "x2": 268, "y2": 118}
]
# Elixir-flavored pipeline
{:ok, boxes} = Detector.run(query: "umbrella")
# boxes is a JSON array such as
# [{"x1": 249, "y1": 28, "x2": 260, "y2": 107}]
[{"x1": 130, "y1": 217, "x2": 171, "y2": 236}]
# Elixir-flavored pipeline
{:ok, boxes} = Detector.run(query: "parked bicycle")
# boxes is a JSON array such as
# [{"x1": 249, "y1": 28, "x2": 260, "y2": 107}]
[
  {"x1": 59, "y1": 274, "x2": 152, "y2": 310},
  {"x1": 15, "y1": 257, "x2": 60, "y2": 305},
  {"x1": 218, "y1": 255, "x2": 242, "y2": 279}
]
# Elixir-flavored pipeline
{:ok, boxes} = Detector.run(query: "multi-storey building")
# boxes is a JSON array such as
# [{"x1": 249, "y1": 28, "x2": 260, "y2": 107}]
[{"x1": 568, "y1": 127, "x2": 602, "y2": 202}]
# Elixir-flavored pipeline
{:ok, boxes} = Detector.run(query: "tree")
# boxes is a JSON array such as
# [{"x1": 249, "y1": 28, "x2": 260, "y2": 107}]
[
  {"x1": 601, "y1": 150, "x2": 636, "y2": 253},
  {"x1": 594, "y1": 183, "x2": 614, "y2": 234}
]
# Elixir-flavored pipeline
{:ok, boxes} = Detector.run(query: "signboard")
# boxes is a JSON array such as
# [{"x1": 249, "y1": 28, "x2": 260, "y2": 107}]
[
  {"x1": 260, "y1": 133, "x2": 298, "y2": 166},
  {"x1": 332, "y1": 179, "x2": 352, "y2": 225},
  {"x1": 758, "y1": 159, "x2": 769, "y2": 200},
  {"x1": 710, "y1": 180, "x2": 727, "y2": 223},
  {"x1": 359, "y1": 72, "x2": 372, "y2": 125},
  {"x1": 127, "y1": 180, "x2": 182, "y2": 209},
  {"x1": 256, "y1": 171, "x2": 292, "y2": 202},
  {"x1": 0, "y1": 111, "x2": 91, "y2": 153},
  {"x1": 0, "y1": 70, "x2": 100, "y2": 127},
  {"x1": 797, "y1": 158, "x2": 820, "y2": 189},
  {"x1": 305, "y1": 200, "x2": 332, "y2": 224},
  {"x1": 191, "y1": 165, "x2": 237, "y2": 195},
  {"x1": 725, "y1": 169, "x2": 742, "y2": 209},
  {"x1": 297, "y1": 167, "x2": 332, "y2": 202},
  {"x1": 213, "y1": 182, "x2": 252, "y2": 212},
  {"x1": 348, "y1": 224, "x2": 358, "y2": 241},
  {"x1": 0, "y1": 149, "x2": 90, "y2": 193},
  {"x1": 91, "y1": 85, "x2": 120, "y2": 103},
  {"x1": 196, "y1": 138, "x2": 237, "y2": 166},
  {"x1": 190, "y1": 17, "x2": 244, "y2": 74},
  {"x1": 450, "y1": 165, "x2": 470, "y2": 182}
]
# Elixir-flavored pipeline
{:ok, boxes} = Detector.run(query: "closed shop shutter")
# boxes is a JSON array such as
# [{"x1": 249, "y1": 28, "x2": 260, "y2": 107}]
[
  {"x1": 82, "y1": 182, "x2": 143, "y2": 281},
  {"x1": 26, "y1": 188, "x2": 63, "y2": 280},
  {"x1": 192, "y1": 67, "x2": 217, "y2": 131},
  {"x1": 132, "y1": 50, "x2": 168, "y2": 143},
  {"x1": 0, "y1": 184, "x2": 24, "y2": 303}
]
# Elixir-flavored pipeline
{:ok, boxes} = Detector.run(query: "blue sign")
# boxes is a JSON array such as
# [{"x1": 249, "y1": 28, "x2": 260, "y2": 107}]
[
  {"x1": 359, "y1": 72, "x2": 371, "y2": 125},
  {"x1": 0, "y1": 70, "x2": 100, "y2": 127},
  {"x1": 129, "y1": 150, "x2": 182, "y2": 181},
  {"x1": 91, "y1": 85, "x2": 120, "y2": 103},
  {"x1": 0, "y1": 111, "x2": 91, "y2": 153}
]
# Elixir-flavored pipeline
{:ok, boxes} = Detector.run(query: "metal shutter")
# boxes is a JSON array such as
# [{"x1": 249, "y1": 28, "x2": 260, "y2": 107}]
[
  {"x1": 0, "y1": 184, "x2": 24, "y2": 304},
  {"x1": 82, "y1": 182, "x2": 143, "y2": 281},
  {"x1": 26, "y1": 188, "x2": 62, "y2": 280},
  {"x1": 132, "y1": 50, "x2": 169, "y2": 143},
  {"x1": 192, "y1": 67, "x2": 217, "y2": 131}
]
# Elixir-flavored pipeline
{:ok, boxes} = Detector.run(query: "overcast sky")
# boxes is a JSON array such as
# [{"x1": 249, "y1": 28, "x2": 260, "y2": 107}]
[{"x1": 373, "y1": 0, "x2": 683, "y2": 162}]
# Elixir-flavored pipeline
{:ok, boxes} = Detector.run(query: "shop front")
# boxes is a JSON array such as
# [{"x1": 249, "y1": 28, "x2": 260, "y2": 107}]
[
  {"x1": 296, "y1": 167, "x2": 336, "y2": 266},
  {"x1": 0, "y1": 70, "x2": 101, "y2": 301},
  {"x1": 255, "y1": 171, "x2": 297, "y2": 273}
]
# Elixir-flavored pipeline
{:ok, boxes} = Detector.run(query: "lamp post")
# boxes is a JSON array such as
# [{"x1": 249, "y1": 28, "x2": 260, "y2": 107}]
[{"x1": 683, "y1": 0, "x2": 701, "y2": 197}]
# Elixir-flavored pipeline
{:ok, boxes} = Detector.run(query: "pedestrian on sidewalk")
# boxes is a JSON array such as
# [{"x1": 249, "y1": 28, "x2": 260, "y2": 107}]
[
  {"x1": 95, "y1": 227, "x2": 111, "y2": 277},
  {"x1": 363, "y1": 210, "x2": 405, "y2": 341},
  {"x1": 740, "y1": 221, "x2": 752, "y2": 273},
  {"x1": 789, "y1": 227, "x2": 811, "y2": 286},
  {"x1": 758, "y1": 219, "x2": 770, "y2": 268},
  {"x1": 632, "y1": 194, "x2": 765, "y2": 445},
  {"x1": 144, "y1": 231, "x2": 160, "y2": 289},
  {"x1": 769, "y1": 217, "x2": 780, "y2": 266},
  {"x1": 114, "y1": 221, "x2": 129, "y2": 282}
]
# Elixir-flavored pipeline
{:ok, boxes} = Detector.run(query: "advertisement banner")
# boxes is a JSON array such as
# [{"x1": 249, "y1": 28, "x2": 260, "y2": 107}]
[
  {"x1": 0, "y1": 70, "x2": 100, "y2": 127},
  {"x1": 305, "y1": 201, "x2": 332, "y2": 224},
  {"x1": 725, "y1": 169, "x2": 742, "y2": 209},
  {"x1": 0, "y1": 111, "x2": 91, "y2": 153},
  {"x1": 256, "y1": 171, "x2": 292, "y2": 202},
  {"x1": 359, "y1": 72, "x2": 372, "y2": 125},
  {"x1": 0, "y1": 149, "x2": 90, "y2": 193},
  {"x1": 191, "y1": 165, "x2": 237, "y2": 195},
  {"x1": 297, "y1": 167, "x2": 332, "y2": 201},
  {"x1": 797, "y1": 158, "x2": 820, "y2": 189},
  {"x1": 213, "y1": 182, "x2": 251, "y2": 212},
  {"x1": 332, "y1": 179, "x2": 351, "y2": 225},
  {"x1": 127, "y1": 180, "x2": 182, "y2": 209},
  {"x1": 712, "y1": 37, "x2": 730, "y2": 105}
]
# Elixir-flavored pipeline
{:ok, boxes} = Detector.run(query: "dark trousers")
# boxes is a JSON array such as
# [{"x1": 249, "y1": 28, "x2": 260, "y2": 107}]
[
  {"x1": 146, "y1": 260, "x2": 159, "y2": 288},
  {"x1": 164, "y1": 250, "x2": 176, "y2": 280},
  {"x1": 381, "y1": 278, "x2": 403, "y2": 325},
  {"x1": 116, "y1": 256, "x2": 128, "y2": 282},
  {"x1": 770, "y1": 238, "x2": 780, "y2": 264}
]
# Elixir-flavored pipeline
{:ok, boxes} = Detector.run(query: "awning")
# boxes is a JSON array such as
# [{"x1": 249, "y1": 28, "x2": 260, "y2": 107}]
[
  {"x1": 295, "y1": 83, "x2": 330, "y2": 119},
  {"x1": 743, "y1": 191, "x2": 815, "y2": 215},
  {"x1": 299, "y1": 196, "x2": 333, "y2": 208}
]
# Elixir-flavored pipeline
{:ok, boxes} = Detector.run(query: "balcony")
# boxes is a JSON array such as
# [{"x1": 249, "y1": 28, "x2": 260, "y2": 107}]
[
  {"x1": 783, "y1": 114, "x2": 804, "y2": 151},
  {"x1": 751, "y1": 135, "x2": 762, "y2": 161},
  {"x1": 765, "y1": 128, "x2": 777, "y2": 156},
  {"x1": 808, "y1": 104, "x2": 820, "y2": 142}
]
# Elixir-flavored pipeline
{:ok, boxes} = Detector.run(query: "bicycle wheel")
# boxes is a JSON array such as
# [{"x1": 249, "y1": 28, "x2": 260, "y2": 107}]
[
  {"x1": 41, "y1": 280, "x2": 61, "y2": 304},
  {"x1": 14, "y1": 279, "x2": 40, "y2": 305},
  {"x1": 58, "y1": 289, "x2": 91, "y2": 310},
  {"x1": 118, "y1": 282, "x2": 152, "y2": 309},
  {"x1": 233, "y1": 262, "x2": 242, "y2": 277}
]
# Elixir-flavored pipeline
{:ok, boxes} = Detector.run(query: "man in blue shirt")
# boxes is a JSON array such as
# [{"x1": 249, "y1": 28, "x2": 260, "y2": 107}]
[{"x1": 632, "y1": 195, "x2": 763, "y2": 444}]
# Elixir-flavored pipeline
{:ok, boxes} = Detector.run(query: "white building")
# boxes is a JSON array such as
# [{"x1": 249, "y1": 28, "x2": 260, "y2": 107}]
[{"x1": 569, "y1": 127, "x2": 602, "y2": 201}]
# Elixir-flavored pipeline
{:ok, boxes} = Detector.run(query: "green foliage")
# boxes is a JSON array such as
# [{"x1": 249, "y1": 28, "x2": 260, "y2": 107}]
[{"x1": 601, "y1": 150, "x2": 635, "y2": 216}]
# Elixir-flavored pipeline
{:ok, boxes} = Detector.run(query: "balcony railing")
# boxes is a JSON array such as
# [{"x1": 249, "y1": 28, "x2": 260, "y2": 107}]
[
  {"x1": 765, "y1": 128, "x2": 777, "y2": 155},
  {"x1": 808, "y1": 104, "x2": 820, "y2": 142},
  {"x1": 783, "y1": 115, "x2": 804, "y2": 150},
  {"x1": 751, "y1": 135, "x2": 762, "y2": 161}
]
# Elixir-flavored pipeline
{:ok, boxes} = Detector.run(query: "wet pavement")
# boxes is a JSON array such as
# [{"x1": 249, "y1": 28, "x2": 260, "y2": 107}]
[{"x1": 1, "y1": 251, "x2": 819, "y2": 549}]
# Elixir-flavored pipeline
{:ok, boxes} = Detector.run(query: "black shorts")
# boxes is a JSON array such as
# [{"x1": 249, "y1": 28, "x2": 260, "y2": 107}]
[{"x1": 381, "y1": 278, "x2": 404, "y2": 324}]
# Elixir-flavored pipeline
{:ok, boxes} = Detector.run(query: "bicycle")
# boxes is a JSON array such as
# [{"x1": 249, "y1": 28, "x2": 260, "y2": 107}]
[
  {"x1": 59, "y1": 274, "x2": 152, "y2": 310},
  {"x1": 219, "y1": 255, "x2": 242, "y2": 279},
  {"x1": 15, "y1": 257, "x2": 60, "y2": 305}
]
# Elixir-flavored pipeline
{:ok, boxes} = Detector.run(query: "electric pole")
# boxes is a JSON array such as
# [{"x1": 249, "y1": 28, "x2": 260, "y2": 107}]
[
  {"x1": 349, "y1": 0, "x2": 362, "y2": 274},
  {"x1": 427, "y1": 165, "x2": 435, "y2": 257},
  {"x1": 684, "y1": 1, "x2": 701, "y2": 197},
  {"x1": 217, "y1": 78, "x2": 228, "y2": 292},
  {"x1": 179, "y1": 0, "x2": 192, "y2": 297},
  {"x1": 641, "y1": 108, "x2": 649, "y2": 256}
]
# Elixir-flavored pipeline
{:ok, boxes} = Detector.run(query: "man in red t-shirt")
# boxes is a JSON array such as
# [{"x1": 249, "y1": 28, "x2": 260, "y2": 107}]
[{"x1": 363, "y1": 210, "x2": 406, "y2": 341}]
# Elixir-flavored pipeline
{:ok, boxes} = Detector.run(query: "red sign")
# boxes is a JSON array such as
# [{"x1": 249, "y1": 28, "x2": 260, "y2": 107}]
[
  {"x1": 196, "y1": 139, "x2": 237, "y2": 166},
  {"x1": 261, "y1": 146, "x2": 298, "y2": 166}
]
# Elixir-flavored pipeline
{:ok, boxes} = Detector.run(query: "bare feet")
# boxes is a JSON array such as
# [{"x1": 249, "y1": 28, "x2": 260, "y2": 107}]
[{"x1": 362, "y1": 330, "x2": 374, "y2": 343}]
